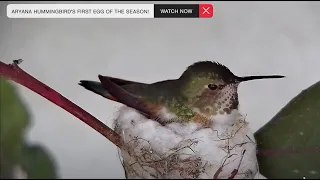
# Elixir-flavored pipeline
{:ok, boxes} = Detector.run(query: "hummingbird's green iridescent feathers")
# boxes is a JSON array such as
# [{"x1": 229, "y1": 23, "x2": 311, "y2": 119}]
[
  {"x1": 178, "y1": 61, "x2": 234, "y2": 101},
  {"x1": 180, "y1": 61, "x2": 236, "y2": 83},
  {"x1": 179, "y1": 75, "x2": 225, "y2": 102}
]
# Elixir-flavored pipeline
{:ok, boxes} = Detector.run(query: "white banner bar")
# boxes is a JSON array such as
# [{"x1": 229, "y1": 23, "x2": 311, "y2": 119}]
[{"x1": 7, "y1": 4, "x2": 154, "y2": 18}]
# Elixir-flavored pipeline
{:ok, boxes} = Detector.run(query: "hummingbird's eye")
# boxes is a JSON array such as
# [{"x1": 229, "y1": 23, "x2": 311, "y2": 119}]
[{"x1": 208, "y1": 84, "x2": 218, "y2": 91}]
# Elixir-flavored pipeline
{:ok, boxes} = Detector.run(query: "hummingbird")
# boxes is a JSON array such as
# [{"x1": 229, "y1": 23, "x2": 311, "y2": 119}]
[{"x1": 79, "y1": 61, "x2": 284, "y2": 126}]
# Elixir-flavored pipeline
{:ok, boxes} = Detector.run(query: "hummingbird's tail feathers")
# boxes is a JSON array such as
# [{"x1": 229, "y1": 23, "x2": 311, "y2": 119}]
[
  {"x1": 79, "y1": 80, "x2": 118, "y2": 101},
  {"x1": 98, "y1": 75, "x2": 157, "y2": 118},
  {"x1": 238, "y1": 75, "x2": 285, "y2": 82}
]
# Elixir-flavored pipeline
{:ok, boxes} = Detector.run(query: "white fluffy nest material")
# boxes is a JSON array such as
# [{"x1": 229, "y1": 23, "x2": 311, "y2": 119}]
[{"x1": 113, "y1": 106, "x2": 260, "y2": 179}]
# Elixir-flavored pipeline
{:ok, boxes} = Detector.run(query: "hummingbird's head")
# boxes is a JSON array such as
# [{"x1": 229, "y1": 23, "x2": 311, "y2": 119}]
[{"x1": 179, "y1": 61, "x2": 285, "y2": 115}]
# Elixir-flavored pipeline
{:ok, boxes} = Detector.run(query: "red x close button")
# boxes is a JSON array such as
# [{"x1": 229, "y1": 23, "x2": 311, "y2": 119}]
[{"x1": 199, "y1": 4, "x2": 214, "y2": 18}]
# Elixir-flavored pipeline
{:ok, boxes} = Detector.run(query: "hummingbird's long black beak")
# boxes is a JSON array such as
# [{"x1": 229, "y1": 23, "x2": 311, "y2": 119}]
[{"x1": 236, "y1": 75, "x2": 285, "y2": 82}]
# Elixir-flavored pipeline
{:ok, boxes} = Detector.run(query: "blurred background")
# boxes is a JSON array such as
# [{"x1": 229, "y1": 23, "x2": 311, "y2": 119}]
[{"x1": 1, "y1": 1, "x2": 320, "y2": 178}]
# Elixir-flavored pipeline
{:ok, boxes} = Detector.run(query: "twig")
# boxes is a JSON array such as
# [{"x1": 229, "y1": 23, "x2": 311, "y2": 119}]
[
  {"x1": 213, "y1": 121, "x2": 252, "y2": 179},
  {"x1": 0, "y1": 60, "x2": 121, "y2": 147},
  {"x1": 228, "y1": 149, "x2": 246, "y2": 179},
  {"x1": 214, "y1": 137, "x2": 234, "y2": 179}
]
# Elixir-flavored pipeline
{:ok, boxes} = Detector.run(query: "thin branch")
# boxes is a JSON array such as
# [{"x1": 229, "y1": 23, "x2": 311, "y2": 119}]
[
  {"x1": 227, "y1": 150, "x2": 246, "y2": 179},
  {"x1": 0, "y1": 60, "x2": 121, "y2": 147}
]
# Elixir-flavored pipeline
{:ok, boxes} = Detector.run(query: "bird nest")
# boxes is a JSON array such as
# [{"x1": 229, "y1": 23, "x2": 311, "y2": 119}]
[
  {"x1": 118, "y1": 138, "x2": 206, "y2": 179},
  {"x1": 113, "y1": 107, "x2": 259, "y2": 179},
  {"x1": 116, "y1": 124, "x2": 258, "y2": 178}
]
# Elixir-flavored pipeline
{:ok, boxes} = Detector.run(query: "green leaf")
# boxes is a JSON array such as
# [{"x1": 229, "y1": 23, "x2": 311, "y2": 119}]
[
  {"x1": 0, "y1": 78, "x2": 58, "y2": 178},
  {"x1": 19, "y1": 144, "x2": 58, "y2": 179},
  {"x1": 0, "y1": 78, "x2": 30, "y2": 178},
  {"x1": 255, "y1": 81, "x2": 320, "y2": 179}
]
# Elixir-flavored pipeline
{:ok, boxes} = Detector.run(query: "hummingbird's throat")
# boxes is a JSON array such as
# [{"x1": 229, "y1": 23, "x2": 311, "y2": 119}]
[{"x1": 191, "y1": 85, "x2": 239, "y2": 119}]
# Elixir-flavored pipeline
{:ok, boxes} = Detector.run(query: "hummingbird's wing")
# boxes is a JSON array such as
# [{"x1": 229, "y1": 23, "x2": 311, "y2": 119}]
[
  {"x1": 99, "y1": 75, "x2": 169, "y2": 122},
  {"x1": 79, "y1": 76, "x2": 147, "y2": 101},
  {"x1": 105, "y1": 76, "x2": 145, "y2": 86},
  {"x1": 79, "y1": 76, "x2": 162, "y2": 120}
]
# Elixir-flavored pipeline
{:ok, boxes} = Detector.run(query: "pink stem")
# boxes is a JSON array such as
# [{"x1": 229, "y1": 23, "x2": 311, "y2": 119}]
[{"x1": 0, "y1": 60, "x2": 121, "y2": 148}]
